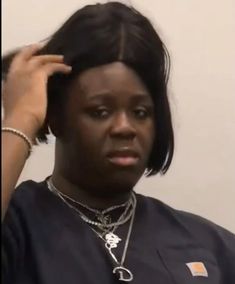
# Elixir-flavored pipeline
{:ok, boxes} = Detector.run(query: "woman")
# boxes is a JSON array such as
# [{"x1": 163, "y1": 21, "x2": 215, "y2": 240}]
[{"x1": 2, "y1": 2, "x2": 235, "y2": 283}]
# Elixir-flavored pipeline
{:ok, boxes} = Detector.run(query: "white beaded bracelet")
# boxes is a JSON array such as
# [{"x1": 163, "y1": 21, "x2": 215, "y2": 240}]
[{"x1": 2, "y1": 127, "x2": 33, "y2": 157}]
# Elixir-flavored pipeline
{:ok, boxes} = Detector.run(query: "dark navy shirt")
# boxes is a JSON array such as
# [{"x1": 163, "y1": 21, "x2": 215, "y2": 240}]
[{"x1": 2, "y1": 179, "x2": 235, "y2": 283}]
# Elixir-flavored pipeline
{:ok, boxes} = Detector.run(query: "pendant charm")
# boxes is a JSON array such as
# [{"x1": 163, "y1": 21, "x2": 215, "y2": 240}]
[
  {"x1": 105, "y1": 232, "x2": 121, "y2": 249},
  {"x1": 113, "y1": 266, "x2": 133, "y2": 282},
  {"x1": 105, "y1": 232, "x2": 122, "y2": 263}
]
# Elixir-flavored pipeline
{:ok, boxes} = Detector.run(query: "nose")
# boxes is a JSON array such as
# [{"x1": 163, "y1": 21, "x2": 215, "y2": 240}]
[{"x1": 110, "y1": 112, "x2": 136, "y2": 140}]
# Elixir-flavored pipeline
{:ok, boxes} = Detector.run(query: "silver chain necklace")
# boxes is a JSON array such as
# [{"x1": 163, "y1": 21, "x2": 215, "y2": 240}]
[
  {"x1": 47, "y1": 178, "x2": 129, "y2": 215},
  {"x1": 47, "y1": 179, "x2": 134, "y2": 229},
  {"x1": 47, "y1": 179, "x2": 136, "y2": 282}
]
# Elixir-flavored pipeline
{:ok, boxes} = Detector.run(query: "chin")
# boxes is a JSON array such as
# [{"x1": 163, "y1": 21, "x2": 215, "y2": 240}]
[{"x1": 98, "y1": 171, "x2": 142, "y2": 196}]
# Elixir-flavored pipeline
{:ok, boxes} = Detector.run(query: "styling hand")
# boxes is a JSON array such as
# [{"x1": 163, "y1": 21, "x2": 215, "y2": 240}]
[{"x1": 2, "y1": 43, "x2": 72, "y2": 134}]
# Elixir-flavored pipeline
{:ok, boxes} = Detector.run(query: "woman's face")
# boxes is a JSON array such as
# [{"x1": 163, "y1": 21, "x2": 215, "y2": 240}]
[{"x1": 58, "y1": 62, "x2": 155, "y2": 195}]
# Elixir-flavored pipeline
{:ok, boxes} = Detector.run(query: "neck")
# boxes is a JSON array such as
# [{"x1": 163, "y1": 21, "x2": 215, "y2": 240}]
[{"x1": 50, "y1": 172, "x2": 132, "y2": 210}]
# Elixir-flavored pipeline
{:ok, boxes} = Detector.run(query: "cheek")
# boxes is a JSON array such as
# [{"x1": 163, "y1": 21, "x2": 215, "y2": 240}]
[
  {"x1": 71, "y1": 120, "x2": 106, "y2": 157},
  {"x1": 140, "y1": 121, "x2": 155, "y2": 149}
]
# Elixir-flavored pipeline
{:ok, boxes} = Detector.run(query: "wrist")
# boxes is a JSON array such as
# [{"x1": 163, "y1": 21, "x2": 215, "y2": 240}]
[{"x1": 2, "y1": 113, "x2": 41, "y2": 142}]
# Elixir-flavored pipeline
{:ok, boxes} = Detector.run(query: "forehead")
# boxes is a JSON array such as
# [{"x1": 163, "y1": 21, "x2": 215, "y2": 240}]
[{"x1": 69, "y1": 62, "x2": 151, "y2": 101}]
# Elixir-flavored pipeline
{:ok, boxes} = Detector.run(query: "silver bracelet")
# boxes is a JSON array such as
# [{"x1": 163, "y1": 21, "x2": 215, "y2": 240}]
[{"x1": 2, "y1": 127, "x2": 33, "y2": 156}]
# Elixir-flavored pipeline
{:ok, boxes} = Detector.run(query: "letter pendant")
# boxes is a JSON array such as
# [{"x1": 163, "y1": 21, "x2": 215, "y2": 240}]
[{"x1": 113, "y1": 266, "x2": 133, "y2": 282}]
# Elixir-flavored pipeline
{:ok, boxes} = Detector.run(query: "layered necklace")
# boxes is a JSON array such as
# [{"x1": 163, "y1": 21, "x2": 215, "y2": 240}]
[{"x1": 47, "y1": 178, "x2": 136, "y2": 282}]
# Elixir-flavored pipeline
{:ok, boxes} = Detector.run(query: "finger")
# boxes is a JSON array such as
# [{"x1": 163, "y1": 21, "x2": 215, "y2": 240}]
[
  {"x1": 44, "y1": 63, "x2": 72, "y2": 76},
  {"x1": 30, "y1": 55, "x2": 64, "y2": 66},
  {"x1": 13, "y1": 43, "x2": 44, "y2": 64}
]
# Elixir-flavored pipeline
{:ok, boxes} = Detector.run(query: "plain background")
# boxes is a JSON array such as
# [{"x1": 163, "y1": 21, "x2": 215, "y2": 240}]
[{"x1": 2, "y1": 0, "x2": 235, "y2": 233}]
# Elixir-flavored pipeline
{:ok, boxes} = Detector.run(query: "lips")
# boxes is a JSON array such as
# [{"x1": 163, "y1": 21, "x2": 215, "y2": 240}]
[{"x1": 106, "y1": 149, "x2": 140, "y2": 166}]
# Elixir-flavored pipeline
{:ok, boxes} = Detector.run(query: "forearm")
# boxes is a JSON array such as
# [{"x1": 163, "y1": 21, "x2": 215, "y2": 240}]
[{"x1": 1, "y1": 116, "x2": 37, "y2": 221}]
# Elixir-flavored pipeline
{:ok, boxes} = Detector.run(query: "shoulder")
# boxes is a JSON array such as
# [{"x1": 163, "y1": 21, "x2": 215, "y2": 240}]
[
  {"x1": 13, "y1": 178, "x2": 49, "y2": 199},
  {"x1": 3, "y1": 178, "x2": 57, "y2": 228},
  {"x1": 9, "y1": 178, "x2": 52, "y2": 209},
  {"x1": 136, "y1": 193, "x2": 235, "y2": 249},
  {"x1": 136, "y1": 193, "x2": 235, "y2": 281}
]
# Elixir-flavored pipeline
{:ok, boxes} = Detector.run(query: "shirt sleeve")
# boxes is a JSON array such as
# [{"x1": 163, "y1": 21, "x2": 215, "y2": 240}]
[
  {"x1": 217, "y1": 226, "x2": 235, "y2": 283},
  {"x1": 2, "y1": 200, "x2": 26, "y2": 284}
]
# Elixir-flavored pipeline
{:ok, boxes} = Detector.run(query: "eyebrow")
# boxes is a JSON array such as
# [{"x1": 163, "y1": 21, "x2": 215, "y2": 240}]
[{"x1": 87, "y1": 92, "x2": 153, "y2": 103}]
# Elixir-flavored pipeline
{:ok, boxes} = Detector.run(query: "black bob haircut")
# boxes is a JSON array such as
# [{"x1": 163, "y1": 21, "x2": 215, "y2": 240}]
[{"x1": 2, "y1": 2, "x2": 174, "y2": 177}]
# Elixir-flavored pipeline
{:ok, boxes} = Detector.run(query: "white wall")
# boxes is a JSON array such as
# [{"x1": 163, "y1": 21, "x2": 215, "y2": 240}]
[{"x1": 2, "y1": 0, "x2": 235, "y2": 233}]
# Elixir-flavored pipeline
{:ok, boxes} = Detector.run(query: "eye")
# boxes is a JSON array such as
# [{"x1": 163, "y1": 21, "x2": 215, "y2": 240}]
[
  {"x1": 90, "y1": 107, "x2": 110, "y2": 119},
  {"x1": 133, "y1": 107, "x2": 151, "y2": 119}
]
